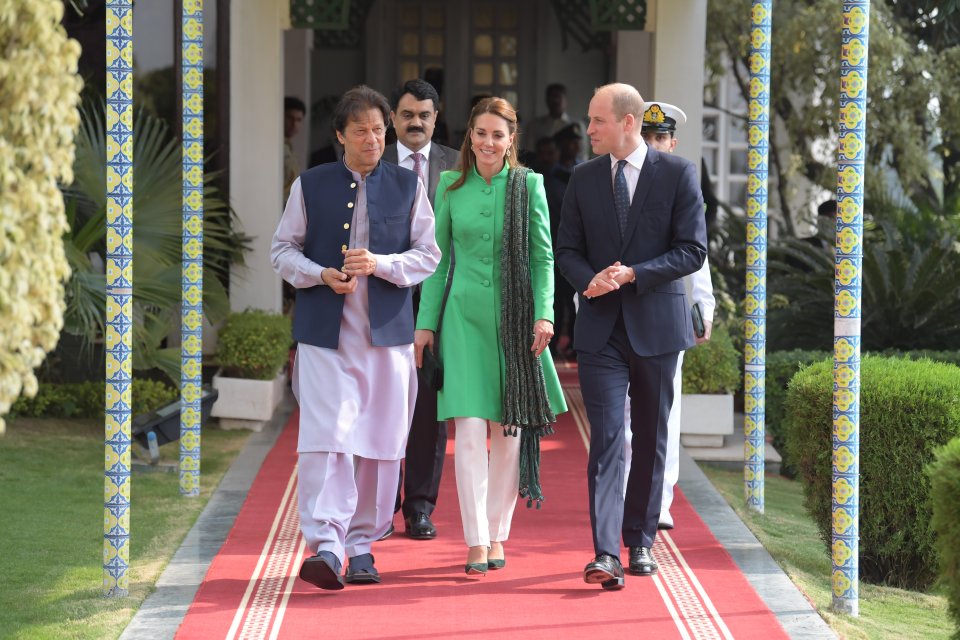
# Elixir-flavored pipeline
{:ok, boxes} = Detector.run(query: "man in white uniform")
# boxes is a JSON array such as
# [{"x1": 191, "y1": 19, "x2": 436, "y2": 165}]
[
  {"x1": 271, "y1": 85, "x2": 440, "y2": 590},
  {"x1": 623, "y1": 101, "x2": 716, "y2": 530}
]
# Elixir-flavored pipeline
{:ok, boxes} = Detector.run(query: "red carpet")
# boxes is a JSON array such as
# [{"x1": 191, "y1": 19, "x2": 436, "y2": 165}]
[{"x1": 177, "y1": 378, "x2": 788, "y2": 640}]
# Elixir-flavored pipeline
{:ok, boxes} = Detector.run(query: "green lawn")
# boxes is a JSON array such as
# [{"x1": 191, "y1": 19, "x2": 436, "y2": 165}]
[
  {"x1": 0, "y1": 417, "x2": 251, "y2": 640},
  {"x1": 700, "y1": 466, "x2": 953, "y2": 640}
]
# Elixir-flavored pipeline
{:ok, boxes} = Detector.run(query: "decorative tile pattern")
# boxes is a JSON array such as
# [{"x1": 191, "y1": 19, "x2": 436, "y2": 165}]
[
  {"x1": 180, "y1": 0, "x2": 204, "y2": 497},
  {"x1": 832, "y1": 0, "x2": 870, "y2": 617},
  {"x1": 744, "y1": 0, "x2": 771, "y2": 514},
  {"x1": 104, "y1": 0, "x2": 134, "y2": 597}
]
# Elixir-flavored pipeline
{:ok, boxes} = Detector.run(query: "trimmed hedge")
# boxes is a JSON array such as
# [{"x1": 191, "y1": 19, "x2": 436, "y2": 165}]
[
  {"x1": 785, "y1": 355, "x2": 960, "y2": 589},
  {"x1": 767, "y1": 349, "x2": 960, "y2": 477},
  {"x1": 216, "y1": 310, "x2": 291, "y2": 379},
  {"x1": 766, "y1": 350, "x2": 829, "y2": 477},
  {"x1": 682, "y1": 324, "x2": 741, "y2": 394},
  {"x1": 9, "y1": 379, "x2": 178, "y2": 419},
  {"x1": 929, "y1": 437, "x2": 960, "y2": 639}
]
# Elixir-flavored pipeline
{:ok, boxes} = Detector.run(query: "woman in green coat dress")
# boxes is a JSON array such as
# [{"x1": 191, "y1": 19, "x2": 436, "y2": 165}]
[{"x1": 415, "y1": 97, "x2": 567, "y2": 576}]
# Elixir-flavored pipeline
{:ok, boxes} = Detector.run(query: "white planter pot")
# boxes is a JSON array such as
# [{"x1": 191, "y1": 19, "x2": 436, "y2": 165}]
[
  {"x1": 211, "y1": 370, "x2": 285, "y2": 422},
  {"x1": 680, "y1": 393, "x2": 734, "y2": 448}
]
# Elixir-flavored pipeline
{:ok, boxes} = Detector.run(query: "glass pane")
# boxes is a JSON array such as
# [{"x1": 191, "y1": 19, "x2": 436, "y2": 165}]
[
  {"x1": 503, "y1": 90, "x2": 519, "y2": 109},
  {"x1": 498, "y1": 7, "x2": 518, "y2": 28},
  {"x1": 473, "y1": 5, "x2": 493, "y2": 28},
  {"x1": 498, "y1": 62, "x2": 518, "y2": 86},
  {"x1": 499, "y1": 35, "x2": 517, "y2": 57},
  {"x1": 703, "y1": 115, "x2": 719, "y2": 142},
  {"x1": 703, "y1": 148, "x2": 718, "y2": 177},
  {"x1": 473, "y1": 34, "x2": 493, "y2": 57},
  {"x1": 400, "y1": 32, "x2": 420, "y2": 56},
  {"x1": 473, "y1": 63, "x2": 493, "y2": 86},
  {"x1": 729, "y1": 149, "x2": 748, "y2": 175},
  {"x1": 401, "y1": 61, "x2": 420, "y2": 83},
  {"x1": 425, "y1": 34, "x2": 444, "y2": 57},
  {"x1": 399, "y1": 4, "x2": 419, "y2": 28},
  {"x1": 728, "y1": 117, "x2": 747, "y2": 143},
  {"x1": 424, "y1": 3, "x2": 444, "y2": 28}
]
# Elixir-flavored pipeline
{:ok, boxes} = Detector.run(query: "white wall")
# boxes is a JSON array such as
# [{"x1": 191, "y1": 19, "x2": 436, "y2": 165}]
[
  {"x1": 652, "y1": 0, "x2": 707, "y2": 171},
  {"x1": 228, "y1": 0, "x2": 287, "y2": 313}
]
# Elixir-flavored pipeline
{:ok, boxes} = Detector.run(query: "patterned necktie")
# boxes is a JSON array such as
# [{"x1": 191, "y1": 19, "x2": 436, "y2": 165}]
[
  {"x1": 614, "y1": 159, "x2": 630, "y2": 236},
  {"x1": 412, "y1": 152, "x2": 426, "y2": 185}
]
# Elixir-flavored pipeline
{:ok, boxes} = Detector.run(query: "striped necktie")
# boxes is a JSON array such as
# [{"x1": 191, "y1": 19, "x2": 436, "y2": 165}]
[{"x1": 412, "y1": 152, "x2": 426, "y2": 185}]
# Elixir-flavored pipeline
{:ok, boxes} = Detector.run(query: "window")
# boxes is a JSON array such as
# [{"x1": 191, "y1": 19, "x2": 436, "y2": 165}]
[
  {"x1": 396, "y1": 1, "x2": 446, "y2": 83},
  {"x1": 469, "y1": 2, "x2": 519, "y2": 109},
  {"x1": 702, "y1": 72, "x2": 749, "y2": 212}
]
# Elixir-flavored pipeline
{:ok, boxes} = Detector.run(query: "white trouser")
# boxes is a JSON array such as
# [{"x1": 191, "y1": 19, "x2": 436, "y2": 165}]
[
  {"x1": 297, "y1": 452, "x2": 400, "y2": 564},
  {"x1": 624, "y1": 350, "x2": 684, "y2": 524},
  {"x1": 454, "y1": 417, "x2": 521, "y2": 548}
]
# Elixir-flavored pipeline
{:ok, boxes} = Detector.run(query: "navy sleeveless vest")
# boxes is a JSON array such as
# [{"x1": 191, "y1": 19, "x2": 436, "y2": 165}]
[{"x1": 296, "y1": 160, "x2": 418, "y2": 348}]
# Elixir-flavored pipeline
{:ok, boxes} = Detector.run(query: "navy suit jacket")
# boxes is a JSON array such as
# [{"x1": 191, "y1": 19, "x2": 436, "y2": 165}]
[{"x1": 555, "y1": 147, "x2": 707, "y2": 356}]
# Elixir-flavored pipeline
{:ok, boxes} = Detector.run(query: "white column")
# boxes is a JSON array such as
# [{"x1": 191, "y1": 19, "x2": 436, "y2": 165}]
[
  {"x1": 229, "y1": 0, "x2": 287, "y2": 312},
  {"x1": 613, "y1": 31, "x2": 654, "y2": 100},
  {"x1": 652, "y1": 0, "x2": 707, "y2": 171}
]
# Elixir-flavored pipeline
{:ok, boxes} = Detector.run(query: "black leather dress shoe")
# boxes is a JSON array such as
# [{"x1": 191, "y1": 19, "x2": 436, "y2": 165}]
[
  {"x1": 583, "y1": 554, "x2": 625, "y2": 590},
  {"x1": 628, "y1": 546, "x2": 658, "y2": 576},
  {"x1": 404, "y1": 513, "x2": 437, "y2": 539},
  {"x1": 299, "y1": 551, "x2": 344, "y2": 590}
]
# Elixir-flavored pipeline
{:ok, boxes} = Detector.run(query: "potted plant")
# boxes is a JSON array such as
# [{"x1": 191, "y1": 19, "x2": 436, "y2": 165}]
[
  {"x1": 211, "y1": 309, "x2": 291, "y2": 425},
  {"x1": 679, "y1": 324, "x2": 741, "y2": 447}
]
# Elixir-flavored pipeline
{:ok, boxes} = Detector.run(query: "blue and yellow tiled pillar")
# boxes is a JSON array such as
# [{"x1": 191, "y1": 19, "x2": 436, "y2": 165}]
[
  {"x1": 744, "y1": 0, "x2": 771, "y2": 514},
  {"x1": 180, "y1": 0, "x2": 204, "y2": 497},
  {"x1": 832, "y1": 0, "x2": 870, "y2": 617},
  {"x1": 104, "y1": 0, "x2": 134, "y2": 597}
]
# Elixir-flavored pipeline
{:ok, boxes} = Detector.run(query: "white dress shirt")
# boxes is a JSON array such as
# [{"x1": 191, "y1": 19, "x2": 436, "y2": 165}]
[{"x1": 608, "y1": 141, "x2": 648, "y2": 203}]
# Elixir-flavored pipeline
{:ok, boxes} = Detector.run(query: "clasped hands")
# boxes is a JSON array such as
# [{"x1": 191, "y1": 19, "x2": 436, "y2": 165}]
[
  {"x1": 583, "y1": 261, "x2": 636, "y2": 298},
  {"x1": 321, "y1": 248, "x2": 377, "y2": 294}
]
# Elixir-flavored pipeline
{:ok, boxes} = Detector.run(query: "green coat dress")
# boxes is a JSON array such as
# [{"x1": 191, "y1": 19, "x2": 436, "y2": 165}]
[{"x1": 416, "y1": 163, "x2": 568, "y2": 423}]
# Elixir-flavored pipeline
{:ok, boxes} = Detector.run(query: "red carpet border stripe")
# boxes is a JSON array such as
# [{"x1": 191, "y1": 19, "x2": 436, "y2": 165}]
[{"x1": 225, "y1": 468, "x2": 300, "y2": 640}]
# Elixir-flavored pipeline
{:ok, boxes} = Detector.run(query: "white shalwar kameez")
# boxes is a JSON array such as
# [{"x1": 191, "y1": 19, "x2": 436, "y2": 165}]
[{"x1": 271, "y1": 167, "x2": 440, "y2": 564}]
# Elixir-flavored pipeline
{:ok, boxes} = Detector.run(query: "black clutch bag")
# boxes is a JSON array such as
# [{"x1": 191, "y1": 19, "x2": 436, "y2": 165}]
[{"x1": 421, "y1": 344, "x2": 443, "y2": 391}]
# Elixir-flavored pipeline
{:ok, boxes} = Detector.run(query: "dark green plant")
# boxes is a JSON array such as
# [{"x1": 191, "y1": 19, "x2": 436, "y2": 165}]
[
  {"x1": 682, "y1": 324, "x2": 741, "y2": 394},
  {"x1": 216, "y1": 310, "x2": 291, "y2": 380},
  {"x1": 785, "y1": 355, "x2": 960, "y2": 589},
  {"x1": 765, "y1": 350, "x2": 830, "y2": 478},
  {"x1": 60, "y1": 102, "x2": 251, "y2": 382},
  {"x1": 766, "y1": 201, "x2": 960, "y2": 352},
  {"x1": 929, "y1": 436, "x2": 960, "y2": 639},
  {"x1": 9, "y1": 379, "x2": 177, "y2": 419}
]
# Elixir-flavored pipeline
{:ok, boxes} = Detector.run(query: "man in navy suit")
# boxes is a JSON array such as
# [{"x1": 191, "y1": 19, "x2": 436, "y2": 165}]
[{"x1": 555, "y1": 83, "x2": 706, "y2": 590}]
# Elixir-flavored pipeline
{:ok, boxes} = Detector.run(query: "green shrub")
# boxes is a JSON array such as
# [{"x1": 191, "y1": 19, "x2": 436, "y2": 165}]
[
  {"x1": 768, "y1": 349, "x2": 960, "y2": 477},
  {"x1": 9, "y1": 379, "x2": 177, "y2": 419},
  {"x1": 929, "y1": 436, "x2": 960, "y2": 639},
  {"x1": 785, "y1": 355, "x2": 960, "y2": 589},
  {"x1": 216, "y1": 310, "x2": 291, "y2": 380},
  {"x1": 682, "y1": 324, "x2": 741, "y2": 394},
  {"x1": 766, "y1": 350, "x2": 830, "y2": 477}
]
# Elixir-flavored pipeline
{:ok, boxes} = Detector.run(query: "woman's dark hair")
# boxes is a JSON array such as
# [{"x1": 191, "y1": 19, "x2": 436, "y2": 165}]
[
  {"x1": 448, "y1": 96, "x2": 522, "y2": 193},
  {"x1": 333, "y1": 85, "x2": 390, "y2": 133}
]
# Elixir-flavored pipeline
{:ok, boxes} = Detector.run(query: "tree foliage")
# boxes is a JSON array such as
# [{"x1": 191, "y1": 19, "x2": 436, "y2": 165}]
[
  {"x1": 707, "y1": 0, "x2": 960, "y2": 228},
  {"x1": 0, "y1": 1, "x2": 83, "y2": 430}
]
